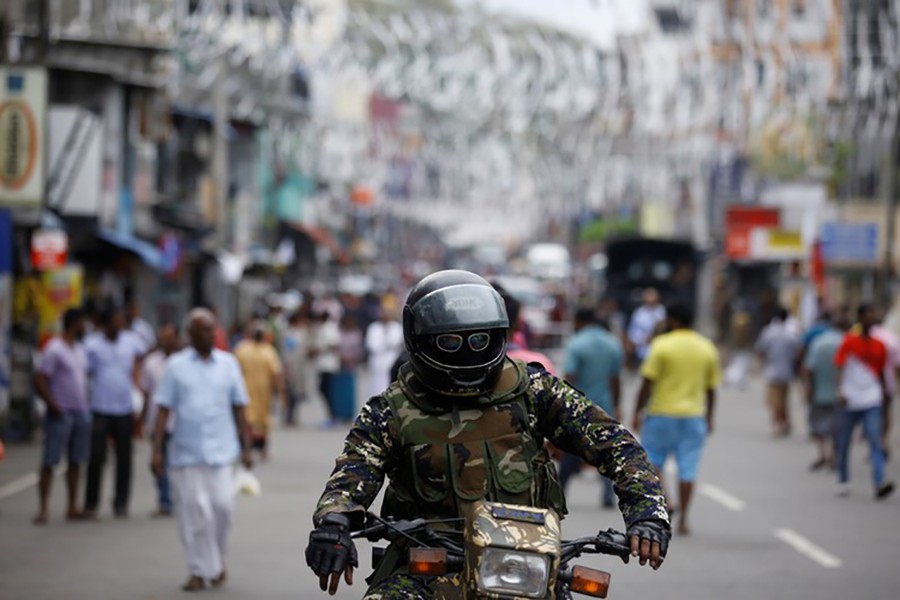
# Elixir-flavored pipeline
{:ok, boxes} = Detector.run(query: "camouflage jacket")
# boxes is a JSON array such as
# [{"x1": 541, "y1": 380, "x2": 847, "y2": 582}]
[{"x1": 314, "y1": 359, "x2": 669, "y2": 530}]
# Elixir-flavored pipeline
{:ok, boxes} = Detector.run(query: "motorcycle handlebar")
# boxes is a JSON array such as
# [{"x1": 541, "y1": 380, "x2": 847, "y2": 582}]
[
  {"x1": 353, "y1": 516, "x2": 631, "y2": 563},
  {"x1": 351, "y1": 517, "x2": 430, "y2": 542},
  {"x1": 591, "y1": 529, "x2": 631, "y2": 559}
]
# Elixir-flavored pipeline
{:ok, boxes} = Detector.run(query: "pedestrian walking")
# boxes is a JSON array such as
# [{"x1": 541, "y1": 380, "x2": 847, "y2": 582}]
[
  {"x1": 834, "y1": 305, "x2": 895, "y2": 499},
  {"x1": 334, "y1": 314, "x2": 364, "y2": 423},
  {"x1": 140, "y1": 323, "x2": 181, "y2": 516},
  {"x1": 633, "y1": 303, "x2": 720, "y2": 535},
  {"x1": 869, "y1": 313, "x2": 899, "y2": 458},
  {"x1": 282, "y1": 307, "x2": 313, "y2": 427},
  {"x1": 83, "y1": 306, "x2": 145, "y2": 519},
  {"x1": 560, "y1": 308, "x2": 624, "y2": 509},
  {"x1": 126, "y1": 296, "x2": 155, "y2": 353},
  {"x1": 311, "y1": 311, "x2": 341, "y2": 426},
  {"x1": 234, "y1": 322, "x2": 286, "y2": 461},
  {"x1": 338, "y1": 315, "x2": 364, "y2": 373},
  {"x1": 150, "y1": 308, "x2": 253, "y2": 592},
  {"x1": 364, "y1": 305, "x2": 404, "y2": 398},
  {"x1": 722, "y1": 300, "x2": 753, "y2": 389},
  {"x1": 755, "y1": 308, "x2": 801, "y2": 437},
  {"x1": 626, "y1": 288, "x2": 666, "y2": 367},
  {"x1": 266, "y1": 295, "x2": 289, "y2": 356},
  {"x1": 32, "y1": 309, "x2": 90, "y2": 524},
  {"x1": 801, "y1": 314, "x2": 843, "y2": 471}
]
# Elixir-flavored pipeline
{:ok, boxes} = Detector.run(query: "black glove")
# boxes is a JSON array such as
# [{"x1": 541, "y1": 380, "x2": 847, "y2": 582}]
[
  {"x1": 306, "y1": 513, "x2": 359, "y2": 577},
  {"x1": 626, "y1": 519, "x2": 670, "y2": 559}
]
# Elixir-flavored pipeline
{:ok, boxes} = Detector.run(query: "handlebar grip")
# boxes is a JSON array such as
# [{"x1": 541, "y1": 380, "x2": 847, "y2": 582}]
[
  {"x1": 351, "y1": 522, "x2": 387, "y2": 541},
  {"x1": 595, "y1": 529, "x2": 631, "y2": 558}
]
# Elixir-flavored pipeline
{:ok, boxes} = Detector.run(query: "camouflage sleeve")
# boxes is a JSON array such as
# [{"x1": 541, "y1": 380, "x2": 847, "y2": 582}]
[
  {"x1": 528, "y1": 366, "x2": 669, "y2": 528},
  {"x1": 312, "y1": 394, "x2": 397, "y2": 529}
]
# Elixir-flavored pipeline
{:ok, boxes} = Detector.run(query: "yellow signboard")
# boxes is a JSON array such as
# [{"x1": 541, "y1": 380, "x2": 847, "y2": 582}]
[
  {"x1": 767, "y1": 229, "x2": 804, "y2": 251},
  {"x1": 14, "y1": 265, "x2": 84, "y2": 347}
]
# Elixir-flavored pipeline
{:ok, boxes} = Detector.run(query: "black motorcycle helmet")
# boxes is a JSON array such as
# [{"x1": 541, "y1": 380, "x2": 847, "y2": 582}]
[{"x1": 403, "y1": 270, "x2": 509, "y2": 397}]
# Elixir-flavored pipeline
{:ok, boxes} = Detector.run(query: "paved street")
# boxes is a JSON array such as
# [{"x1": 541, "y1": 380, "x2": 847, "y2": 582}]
[{"x1": 1, "y1": 371, "x2": 898, "y2": 600}]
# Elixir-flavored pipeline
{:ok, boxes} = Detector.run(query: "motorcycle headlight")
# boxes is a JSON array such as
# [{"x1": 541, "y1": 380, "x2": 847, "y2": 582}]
[{"x1": 478, "y1": 549, "x2": 550, "y2": 598}]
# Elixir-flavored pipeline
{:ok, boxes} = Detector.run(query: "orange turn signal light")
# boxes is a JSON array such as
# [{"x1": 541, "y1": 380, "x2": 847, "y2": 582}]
[
  {"x1": 408, "y1": 548, "x2": 449, "y2": 576},
  {"x1": 570, "y1": 565, "x2": 611, "y2": 598}
]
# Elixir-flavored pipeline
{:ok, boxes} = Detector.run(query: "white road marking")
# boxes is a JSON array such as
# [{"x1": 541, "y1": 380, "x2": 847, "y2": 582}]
[
  {"x1": 0, "y1": 467, "x2": 64, "y2": 501},
  {"x1": 699, "y1": 483, "x2": 747, "y2": 511},
  {"x1": 775, "y1": 528, "x2": 843, "y2": 569},
  {"x1": 0, "y1": 473, "x2": 39, "y2": 501}
]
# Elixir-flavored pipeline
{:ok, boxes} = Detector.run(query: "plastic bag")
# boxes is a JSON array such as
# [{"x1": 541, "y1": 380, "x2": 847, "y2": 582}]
[{"x1": 234, "y1": 465, "x2": 261, "y2": 496}]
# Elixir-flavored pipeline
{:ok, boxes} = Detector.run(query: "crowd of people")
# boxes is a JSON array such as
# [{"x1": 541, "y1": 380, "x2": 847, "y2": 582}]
[
  {"x1": 26, "y1": 273, "x2": 898, "y2": 593},
  {"x1": 751, "y1": 303, "x2": 896, "y2": 500},
  {"x1": 28, "y1": 289, "x2": 409, "y2": 590}
]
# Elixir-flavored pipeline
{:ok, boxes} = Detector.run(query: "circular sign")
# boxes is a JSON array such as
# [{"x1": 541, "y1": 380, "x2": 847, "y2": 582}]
[
  {"x1": 0, "y1": 100, "x2": 38, "y2": 191},
  {"x1": 31, "y1": 229, "x2": 68, "y2": 271}
]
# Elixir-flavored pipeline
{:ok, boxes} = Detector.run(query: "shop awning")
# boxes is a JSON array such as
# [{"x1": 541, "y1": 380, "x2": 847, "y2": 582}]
[{"x1": 96, "y1": 228, "x2": 163, "y2": 270}]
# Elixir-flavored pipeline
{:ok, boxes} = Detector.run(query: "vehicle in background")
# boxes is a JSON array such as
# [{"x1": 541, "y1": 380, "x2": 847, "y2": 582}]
[
  {"x1": 492, "y1": 275, "x2": 564, "y2": 348},
  {"x1": 604, "y1": 237, "x2": 698, "y2": 320},
  {"x1": 525, "y1": 243, "x2": 572, "y2": 282},
  {"x1": 448, "y1": 243, "x2": 510, "y2": 277}
]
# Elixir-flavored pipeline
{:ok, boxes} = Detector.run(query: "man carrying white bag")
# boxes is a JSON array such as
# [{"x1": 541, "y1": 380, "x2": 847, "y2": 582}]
[{"x1": 150, "y1": 308, "x2": 254, "y2": 592}]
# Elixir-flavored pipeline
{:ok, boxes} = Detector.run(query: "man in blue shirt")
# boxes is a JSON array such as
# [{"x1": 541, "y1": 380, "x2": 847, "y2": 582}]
[
  {"x1": 802, "y1": 317, "x2": 843, "y2": 471},
  {"x1": 151, "y1": 308, "x2": 252, "y2": 592},
  {"x1": 83, "y1": 306, "x2": 145, "y2": 518},
  {"x1": 559, "y1": 307, "x2": 625, "y2": 508}
]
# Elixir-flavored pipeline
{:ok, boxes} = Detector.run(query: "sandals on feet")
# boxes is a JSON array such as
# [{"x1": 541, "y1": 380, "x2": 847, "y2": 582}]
[
  {"x1": 211, "y1": 570, "x2": 227, "y2": 588},
  {"x1": 181, "y1": 577, "x2": 206, "y2": 592}
]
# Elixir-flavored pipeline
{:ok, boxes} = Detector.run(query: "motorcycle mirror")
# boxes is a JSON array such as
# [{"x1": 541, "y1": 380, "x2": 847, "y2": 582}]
[
  {"x1": 569, "y1": 565, "x2": 611, "y2": 598},
  {"x1": 408, "y1": 548, "x2": 449, "y2": 576}
]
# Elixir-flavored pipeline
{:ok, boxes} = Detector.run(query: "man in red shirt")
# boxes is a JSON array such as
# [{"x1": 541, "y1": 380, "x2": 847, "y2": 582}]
[{"x1": 834, "y1": 305, "x2": 894, "y2": 499}]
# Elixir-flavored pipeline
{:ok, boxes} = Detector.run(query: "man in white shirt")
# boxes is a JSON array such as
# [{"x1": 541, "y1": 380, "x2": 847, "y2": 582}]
[
  {"x1": 627, "y1": 288, "x2": 666, "y2": 365},
  {"x1": 127, "y1": 298, "x2": 156, "y2": 353},
  {"x1": 365, "y1": 307, "x2": 404, "y2": 398},
  {"x1": 312, "y1": 311, "x2": 341, "y2": 425},
  {"x1": 282, "y1": 308, "x2": 313, "y2": 426}
]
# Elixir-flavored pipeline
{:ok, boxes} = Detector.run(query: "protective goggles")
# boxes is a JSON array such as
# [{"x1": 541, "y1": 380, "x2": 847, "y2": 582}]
[{"x1": 434, "y1": 332, "x2": 492, "y2": 353}]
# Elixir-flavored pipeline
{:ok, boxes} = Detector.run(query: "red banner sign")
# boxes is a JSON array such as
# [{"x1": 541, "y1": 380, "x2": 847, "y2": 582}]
[
  {"x1": 725, "y1": 206, "x2": 780, "y2": 259},
  {"x1": 31, "y1": 229, "x2": 68, "y2": 271}
]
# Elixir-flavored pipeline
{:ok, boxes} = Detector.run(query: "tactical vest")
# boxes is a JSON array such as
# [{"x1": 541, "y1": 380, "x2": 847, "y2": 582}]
[{"x1": 380, "y1": 359, "x2": 567, "y2": 521}]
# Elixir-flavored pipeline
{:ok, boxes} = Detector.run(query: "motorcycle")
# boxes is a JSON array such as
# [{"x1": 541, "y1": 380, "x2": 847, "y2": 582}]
[{"x1": 353, "y1": 499, "x2": 632, "y2": 599}]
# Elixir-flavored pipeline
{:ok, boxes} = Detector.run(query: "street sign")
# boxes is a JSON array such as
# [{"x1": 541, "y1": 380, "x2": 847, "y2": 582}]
[
  {"x1": 0, "y1": 68, "x2": 47, "y2": 207},
  {"x1": 725, "y1": 205, "x2": 781, "y2": 259},
  {"x1": 820, "y1": 222, "x2": 878, "y2": 263}
]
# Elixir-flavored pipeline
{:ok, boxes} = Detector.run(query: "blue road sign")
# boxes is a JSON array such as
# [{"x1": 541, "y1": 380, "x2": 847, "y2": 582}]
[{"x1": 820, "y1": 222, "x2": 878, "y2": 263}]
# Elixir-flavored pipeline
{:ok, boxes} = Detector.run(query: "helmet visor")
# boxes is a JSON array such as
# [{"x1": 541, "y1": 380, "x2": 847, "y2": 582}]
[
  {"x1": 435, "y1": 332, "x2": 493, "y2": 353},
  {"x1": 411, "y1": 284, "x2": 508, "y2": 335}
]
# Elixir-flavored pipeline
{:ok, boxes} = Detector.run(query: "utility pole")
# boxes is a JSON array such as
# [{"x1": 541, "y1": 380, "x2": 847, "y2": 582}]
[
  {"x1": 881, "y1": 89, "x2": 900, "y2": 308},
  {"x1": 211, "y1": 55, "x2": 229, "y2": 249}
]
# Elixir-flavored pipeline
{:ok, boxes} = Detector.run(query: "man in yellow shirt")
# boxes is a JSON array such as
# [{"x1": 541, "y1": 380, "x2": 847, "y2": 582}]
[{"x1": 632, "y1": 303, "x2": 721, "y2": 536}]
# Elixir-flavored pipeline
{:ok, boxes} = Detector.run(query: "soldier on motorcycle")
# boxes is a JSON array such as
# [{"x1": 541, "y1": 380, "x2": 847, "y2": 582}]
[{"x1": 306, "y1": 270, "x2": 671, "y2": 598}]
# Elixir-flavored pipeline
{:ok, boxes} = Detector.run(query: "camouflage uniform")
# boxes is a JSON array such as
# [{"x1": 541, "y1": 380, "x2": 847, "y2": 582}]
[{"x1": 314, "y1": 359, "x2": 668, "y2": 599}]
